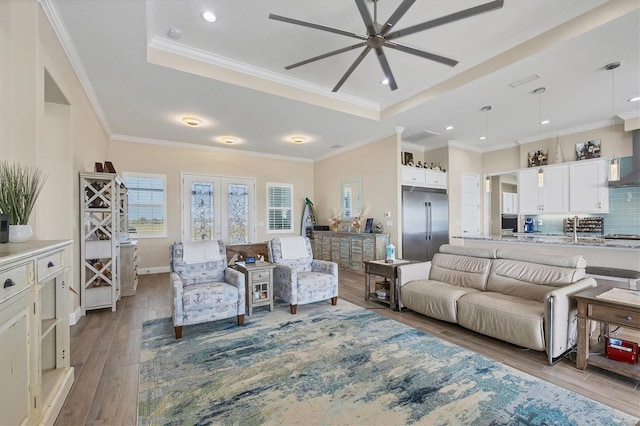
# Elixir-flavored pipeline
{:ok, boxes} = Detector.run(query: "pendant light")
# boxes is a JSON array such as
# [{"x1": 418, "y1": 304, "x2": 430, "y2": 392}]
[
  {"x1": 480, "y1": 105, "x2": 492, "y2": 192},
  {"x1": 533, "y1": 87, "x2": 546, "y2": 188},
  {"x1": 606, "y1": 61, "x2": 621, "y2": 181}
]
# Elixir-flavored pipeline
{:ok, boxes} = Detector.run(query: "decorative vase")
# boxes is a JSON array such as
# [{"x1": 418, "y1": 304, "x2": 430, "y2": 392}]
[{"x1": 9, "y1": 225, "x2": 32, "y2": 242}]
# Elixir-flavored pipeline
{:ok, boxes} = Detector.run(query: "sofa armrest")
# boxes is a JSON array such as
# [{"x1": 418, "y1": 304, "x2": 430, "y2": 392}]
[
  {"x1": 311, "y1": 259, "x2": 338, "y2": 277},
  {"x1": 397, "y1": 262, "x2": 432, "y2": 287},
  {"x1": 273, "y1": 264, "x2": 297, "y2": 304},
  {"x1": 225, "y1": 267, "x2": 246, "y2": 305},
  {"x1": 170, "y1": 272, "x2": 184, "y2": 326},
  {"x1": 545, "y1": 276, "x2": 597, "y2": 361}
]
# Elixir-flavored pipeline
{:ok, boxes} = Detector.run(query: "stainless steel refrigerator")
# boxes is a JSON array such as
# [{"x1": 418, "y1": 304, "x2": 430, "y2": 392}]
[{"x1": 402, "y1": 187, "x2": 449, "y2": 261}]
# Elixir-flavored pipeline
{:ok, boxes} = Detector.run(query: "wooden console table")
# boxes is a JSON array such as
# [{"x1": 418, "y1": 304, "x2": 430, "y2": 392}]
[{"x1": 575, "y1": 286, "x2": 640, "y2": 380}]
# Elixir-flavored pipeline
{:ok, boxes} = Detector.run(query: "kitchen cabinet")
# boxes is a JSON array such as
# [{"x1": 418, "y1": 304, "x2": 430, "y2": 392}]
[
  {"x1": 518, "y1": 165, "x2": 569, "y2": 214},
  {"x1": 501, "y1": 192, "x2": 518, "y2": 214},
  {"x1": 569, "y1": 158, "x2": 609, "y2": 213},
  {"x1": 401, "y1": 165, "x2": 447, "y2": 190}
]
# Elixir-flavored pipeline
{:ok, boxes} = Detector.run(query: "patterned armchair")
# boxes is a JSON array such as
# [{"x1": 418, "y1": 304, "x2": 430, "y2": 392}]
[
  {"x1": 169, "y1": 241, "x2": 246, "y2": 338},
  {"x1": 268, "y1": 236, "x2": 338, "y2": 314}
]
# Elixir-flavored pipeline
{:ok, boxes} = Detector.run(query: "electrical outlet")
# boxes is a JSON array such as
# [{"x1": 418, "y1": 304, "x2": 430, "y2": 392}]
[
  {"x1": 537, "y1": 220, "x2": 543, "y2": 226},
  {"x1": 386, "y1": 220, "x2": 393, "y2": 226}
]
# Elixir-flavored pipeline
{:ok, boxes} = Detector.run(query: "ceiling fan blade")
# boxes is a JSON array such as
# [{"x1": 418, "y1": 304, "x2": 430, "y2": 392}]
[
  {"x1": 379, "y1": 0, "x2": 416, "y2": 36},
  {"x1": 269, "y1": 13, "x2": 367, "y2": 41},
  {"x1": 385, "y1": 0, "x2": 504, "y2": 41},
  {"x1": 355, "y1": 0, "x2": 376, "y2": 36},
  {"x1": 384, "y1": 41, "x2": 459, "y2": 67},
  {"x1": 332, "y1": 46, "x2": 372, "y2": 92},
  {"x1": 285, "y1": 43, "x2": 366, "y2": 70},
  {"x1": 375, "y1": 48, "x2": 398, "y2": 90}
]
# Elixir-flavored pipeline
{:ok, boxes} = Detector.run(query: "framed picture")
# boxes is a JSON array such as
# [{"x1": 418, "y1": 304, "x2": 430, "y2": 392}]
[
  {"x1": 576, "y1": 139, "x2": 601, "y2": 160},
  {"x1": 403, "y1": 152, "x2": 414, "y2": 166},
  {"x1": 527, "y1": 150, "x2": 548, "y2": 167},
  {"x1": 364, "y1": 218, "x2": 374, "y2": 233}
]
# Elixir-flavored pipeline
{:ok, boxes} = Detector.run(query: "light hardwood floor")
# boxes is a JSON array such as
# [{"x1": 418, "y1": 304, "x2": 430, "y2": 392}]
[{"x1": 55, "y1": 270, "x2": 640, "y2": 425}]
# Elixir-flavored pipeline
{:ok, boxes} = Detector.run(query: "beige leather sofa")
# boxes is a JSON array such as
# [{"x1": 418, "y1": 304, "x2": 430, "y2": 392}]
[{"x1": 397, "y1": 244, "x2": 597, "y2": 364}]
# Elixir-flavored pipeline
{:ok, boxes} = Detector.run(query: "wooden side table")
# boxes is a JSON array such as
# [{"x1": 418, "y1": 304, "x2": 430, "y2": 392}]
[
  {"x1": 364, "y1": 259, "x2": 415, "y2": 310},
  {"x1": 235, "y1": 261, "x2": 276, "y2": 316},
  {"x1": 575, "y1": 286, "x2": 640, "y2": 380}
]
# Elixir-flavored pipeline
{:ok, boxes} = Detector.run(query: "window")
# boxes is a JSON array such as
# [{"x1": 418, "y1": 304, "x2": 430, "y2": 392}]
[
  {"x1": 267, "y1": 183, "x2": 293, "y2": 233},
  {"x1": 123, "y1": 172, "x2": 167, "y2": 238},
  {"x1": 181, "y1": 173, "x2": 256, "y2": 242}
]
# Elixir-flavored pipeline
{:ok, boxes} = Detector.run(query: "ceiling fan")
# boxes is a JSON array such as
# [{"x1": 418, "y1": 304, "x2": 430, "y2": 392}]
[{"x1": 269, "y1": 0, "x2": 504, "y2": 92}]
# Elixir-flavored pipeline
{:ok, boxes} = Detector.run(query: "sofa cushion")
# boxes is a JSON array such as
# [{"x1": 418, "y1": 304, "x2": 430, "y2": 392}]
[
  {"x1": 401, "y1": 280, "x2": 479, "y2": 323},
  {"x1": 457, "y1": 292, "x2": 545, "y2": 351},
  {"x1": 487, "y1": 258, "x2": 585, "y2": 303},
  {"x1": 439, "y1": 244, "x2": 497, "y2": 259},
  {"x1": 496, "y1": 249, "x2": 587, "y2": 272},
  {"x1": 430, "y1": 253, "x2": 492, "y2": 291}
]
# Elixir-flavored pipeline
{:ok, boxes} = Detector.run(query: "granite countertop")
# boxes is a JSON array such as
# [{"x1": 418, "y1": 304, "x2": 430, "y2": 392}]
[{"x1": 453, "y1": 234, "x2": 640, "y2": 249}]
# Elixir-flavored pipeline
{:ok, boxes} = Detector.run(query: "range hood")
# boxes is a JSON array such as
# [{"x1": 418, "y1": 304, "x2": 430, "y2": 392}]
[{"x1": 609, "y1": 129, "x2": 640, "y2": 187}]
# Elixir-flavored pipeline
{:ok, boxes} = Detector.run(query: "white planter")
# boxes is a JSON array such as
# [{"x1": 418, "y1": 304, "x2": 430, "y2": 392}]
[{"x1": 9, "y1": 225, "x2": 32, "y2": 242}]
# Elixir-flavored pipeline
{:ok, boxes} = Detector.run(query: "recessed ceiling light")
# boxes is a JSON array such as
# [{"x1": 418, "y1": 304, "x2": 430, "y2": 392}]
[
  {"x1": 201, "y1": 11, "x2": 216, "y2": 23},
  {"x1": 182, "y1": 117, "x2": 202, "y2": 126},
  {"x1": 291, "y1": 136, "x2": 306, "y2": 144},
  {"x1": 381, "y1": 78, "x2": 389, "y2": 85},
  {"x1": 221, "y1": 137, "x2": 236, "y2": 145},
  {"x1": 479, "y1": 136, "x2": 487, "y2": 140},
  {"x1": 540, "y1": 120, "x2": 550, "y2": 125},
  {"x1": 445, "y1": 125, "x2": 453, "y2": 131},
  {"x1": 628, "y1": 96, "x2": 640, "y2": 102},
  {"x1": 168, "y1": 28, "x2": 182, "y2": 39}
]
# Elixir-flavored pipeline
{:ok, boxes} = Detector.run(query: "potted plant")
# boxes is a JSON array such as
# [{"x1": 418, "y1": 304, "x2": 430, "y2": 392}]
[{"x1": 0, "y1": 162, "x2": 47, "y2": 242}]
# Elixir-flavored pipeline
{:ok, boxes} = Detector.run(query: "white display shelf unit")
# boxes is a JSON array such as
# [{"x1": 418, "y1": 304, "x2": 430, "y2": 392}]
[{"x1": 80, "y1": 172, "x2": 127, "y2": 313}]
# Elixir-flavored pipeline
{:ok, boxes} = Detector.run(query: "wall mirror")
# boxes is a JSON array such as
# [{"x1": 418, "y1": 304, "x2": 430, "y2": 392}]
[{"x1": 341, "y1": 177, "x2": 362, "y2": 220}]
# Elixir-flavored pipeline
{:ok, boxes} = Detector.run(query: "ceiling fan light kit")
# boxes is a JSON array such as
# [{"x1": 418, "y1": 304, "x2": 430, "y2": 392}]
[{"x1": 269, "y1": 0, "x2": 504, "y2": 92}]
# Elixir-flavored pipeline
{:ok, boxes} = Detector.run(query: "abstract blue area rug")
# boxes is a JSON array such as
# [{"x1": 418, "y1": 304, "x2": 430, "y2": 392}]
[{"x1": 138, "y1": 301, "x2": 637, "y2": 425}]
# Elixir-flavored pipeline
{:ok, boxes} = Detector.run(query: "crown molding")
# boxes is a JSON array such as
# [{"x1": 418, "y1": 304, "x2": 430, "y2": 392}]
[
  {"x1": 313, "y1": 128, "x2": 399, "y2": 162},
  {"x1": 110, "y1": 134, "x2": 313, "y2": 163},
  {"x1": 515, "y1": 118, "x2": 616, "y2": 145},
  {"x1": 38, "y1": 0, "x2": 112, "y2": 136}
]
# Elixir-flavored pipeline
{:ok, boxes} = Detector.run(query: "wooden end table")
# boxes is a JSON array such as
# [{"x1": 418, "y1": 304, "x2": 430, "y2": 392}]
[
  {"x1": 235, "y1": 261, "x2": 276, "y2": 316},
  {"x1": 575, "y1": 286, "x2": 640, "y2": 380},
  {"x1": 364, "y1": 259, "x2": 416, "y2": 310}
]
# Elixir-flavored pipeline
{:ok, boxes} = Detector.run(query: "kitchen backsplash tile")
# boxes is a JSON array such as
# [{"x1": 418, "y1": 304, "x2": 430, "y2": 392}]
[{"x1": 526, "y1": 157, "x2": 640, "y2": 235}]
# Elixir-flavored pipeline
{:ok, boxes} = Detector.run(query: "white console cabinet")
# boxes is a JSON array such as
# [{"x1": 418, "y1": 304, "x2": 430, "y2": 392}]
[{"x1": 0, "y1": 240, "x2": 73, "y2": 426}]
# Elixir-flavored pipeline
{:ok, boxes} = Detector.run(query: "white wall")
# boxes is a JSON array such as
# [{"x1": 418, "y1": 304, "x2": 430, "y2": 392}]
[{"x1": 108, "y1": 140, "x2": 314, "y2": 269}]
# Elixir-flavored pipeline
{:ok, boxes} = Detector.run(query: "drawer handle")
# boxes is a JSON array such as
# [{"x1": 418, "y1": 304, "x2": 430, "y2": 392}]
[
  {"x1": 47, "y1": 261, "x2": 55, "y2": 268},
  {"x1": 625, "y1": 316, "x2": 633, "y2": 321},
  {"x1": 4, "y1": 278, "x2": 15, "y2": 288}
]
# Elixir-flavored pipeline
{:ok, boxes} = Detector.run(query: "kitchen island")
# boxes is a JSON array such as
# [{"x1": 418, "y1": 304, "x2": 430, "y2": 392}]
[{"x1": 451, "y1": 234, "x2": 640, "y2": 278}]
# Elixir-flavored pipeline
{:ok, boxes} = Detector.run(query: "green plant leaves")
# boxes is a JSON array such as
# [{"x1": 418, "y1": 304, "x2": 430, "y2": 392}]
[{"x1": 0, "y1": 162, "x2": 47, "y2": 225}]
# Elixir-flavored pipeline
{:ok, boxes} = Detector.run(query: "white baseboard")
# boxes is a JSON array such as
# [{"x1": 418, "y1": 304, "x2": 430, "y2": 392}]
[
  {"x1": 138, "y1": 266, "x2": 170, "y2": 275},
  {"x1": 69, "y1": 306, "x2": 82, "y2": 326}
]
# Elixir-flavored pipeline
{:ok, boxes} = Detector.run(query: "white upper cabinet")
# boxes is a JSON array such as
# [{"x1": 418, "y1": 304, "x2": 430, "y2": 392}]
[
  {"x1": 501, "y1": 192, "x2": 518, "y2": 214},
  {"x1": 569, "y1": 158, "x2": 609, "y2": 213},
  {"x1": 518, "y1": 164, "x2": 569, "y2": 214},
  {"x1": 401, "y1": 166, "x2": 447, "y2": 190}
]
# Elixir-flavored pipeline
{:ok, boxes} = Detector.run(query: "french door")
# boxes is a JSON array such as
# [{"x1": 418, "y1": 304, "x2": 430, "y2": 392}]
[{"x1": 181, "y1": 173, "x2": 256, "y2": 243}]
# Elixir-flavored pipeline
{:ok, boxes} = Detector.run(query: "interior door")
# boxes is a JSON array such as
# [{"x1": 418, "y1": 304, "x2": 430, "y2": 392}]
[
  {"x1": 181, "y1": 174, "x2": 256, "y2": 243},
  {"x1": 461, "y1": 173, "x2": 480, "y2": 235}
]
